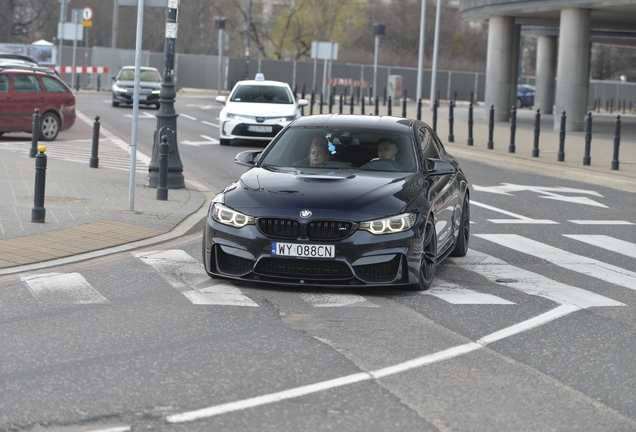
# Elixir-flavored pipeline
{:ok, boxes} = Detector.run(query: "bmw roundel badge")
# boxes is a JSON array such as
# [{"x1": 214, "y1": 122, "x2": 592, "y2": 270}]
[{"x1": 300, "y1": 210, "x2": 312, "y2": 218}]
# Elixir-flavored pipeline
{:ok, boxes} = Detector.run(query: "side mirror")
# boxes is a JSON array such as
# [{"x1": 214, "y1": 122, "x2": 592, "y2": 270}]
[
  {"x1": 111, "y1": 76, "x2": 116, "y2": 81},
  {"x1": 297, "y1": 99, "x2": 309, "y2": 107},
  {"x1": 215, "y1": 95, "x2": 227, "y2": 104},
  {"x1": 235, "y1": 150, "x2": 261, "y2": 168},
  {"x1": 427, "y1": 158, "x2": 457, "y2": 176}
]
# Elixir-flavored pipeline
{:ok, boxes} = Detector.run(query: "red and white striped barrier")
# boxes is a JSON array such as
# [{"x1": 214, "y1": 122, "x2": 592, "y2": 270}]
[{"x1": 52, "y1": 66, "x2": 109, "y2": 74}]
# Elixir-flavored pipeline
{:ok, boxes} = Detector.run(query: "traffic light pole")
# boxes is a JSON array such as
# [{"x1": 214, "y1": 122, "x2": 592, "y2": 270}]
[{"x1": 147, "y1": 0, "x2": 185, "y2": 189}]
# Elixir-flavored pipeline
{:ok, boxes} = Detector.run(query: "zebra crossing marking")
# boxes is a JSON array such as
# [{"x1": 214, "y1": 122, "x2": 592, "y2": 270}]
[
  {"x1": 564, "y1": 235, "x2": 636, "y2": 260},
  {"x1": 568, "y1": 220, "x2": 634, "y2": 225},
  {"x1": 297, "y1": 292, "x2": 378, "y2": 307},
  {"x1": 449, "y1": 249, "x2": 624, "y2": 308},
  {"x1": 21, "y1": 272, "x2": 108, "y2": 305},
  {"x1": 476, "y1": 234, "x2": 636, "y2": 294},
  {"x1": 471, "y1": 200, "x2": 558, "y2": 224},
  {"x1": 424, "y1": 279, "x2": 515, "y2": 304}
]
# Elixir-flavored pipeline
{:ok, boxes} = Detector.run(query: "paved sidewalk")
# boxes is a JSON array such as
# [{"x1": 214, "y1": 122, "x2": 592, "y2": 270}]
[
  {"x1": 1, "y1": 95, "x2": 635, "y2": 275},
  {"x1": 0, "y1": 110, "x2": 209, "y2": 274}
]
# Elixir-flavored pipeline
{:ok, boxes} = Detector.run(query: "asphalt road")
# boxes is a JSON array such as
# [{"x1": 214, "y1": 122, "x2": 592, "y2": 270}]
[{"x1": 1, "y1": 92, "x2": 636, "y2": 431}]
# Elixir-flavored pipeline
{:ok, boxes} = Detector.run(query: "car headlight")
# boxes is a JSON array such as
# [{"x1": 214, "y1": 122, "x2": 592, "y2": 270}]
[
  {"x1": 151, "y1": 89, "x2": 160, "y2": 94},
  {"x1": 225, "y1": 112, "x2": 242, "y2": 121},
  {"x1": 359, "y1": 213, "x2": 416, "y2": 234},
  {"x1": 112, "y1": 84, "x2": 126, "y2": 92},
  {"x1": 280, "y1": 114, "x2": 297, "y2": 122},
  {"x1": 212, "y1": 203, "x2": 254, "y2": 228}
]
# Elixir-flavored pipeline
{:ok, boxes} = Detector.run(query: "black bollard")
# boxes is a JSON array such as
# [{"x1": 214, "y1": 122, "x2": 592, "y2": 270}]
[
  {"x1": 448, "y1": 100, "x2": 455, "y2": 142},
  {"x1": 29, "y1": 108, "x2": 41, "y2": 158},
  {"x1": 509, "y1": 105, "x2": 517, "y2": 153},
  {"x1": 157, "y1": 135, "x2": 169, "y2": 200},
  {"x1": 383, "y1": 87, "x2": 387, "y2": 106},
  {"x1": 31, "y1": 145, "x2": 47, "y2": 223},
  {"x1": 610, "y1": 99, "x2": 613, "y2": 114},
  {"x1": 611, "y1": 115, "x2": 621, "y2": 170},
  {"x1": 487, "y1": 105, "x2": 494, "y2": 149},
  {"x1": 597, "y1": 98, "x2": 601, "y2": 113},
  {"x1": 356, "y1": 86, "x2": 360, "y2": 105},
  {"x1": 350, "y1": 94, "x2": 354, "y2": 114},
  {"x1": 310, "y1": 90, "x2": 315, "y2": 115},
  {"x1": 320, "y1": 92, "x2": 324, "y2": 114},
  {"x1": 532, "y1": 109, "x2": 541, "y2": 157},
  {"x1": 97, "y1": 74, "x2": 101, "y2": 92},
  {"x1": 623, "y1": 99, "x2": 626, "y2": 114},
  {"x1": 583, "y1": 112, "x2": 592, "y2": 166},
  {"x1": 375, "y1": 95, "x2": 379, "y2": 115},
  {"x1": 402, "y1": 89, "x2": 407, "y2": 118},
  {"x1": 557, "y1": 111, "x2": 566, "y2": 162},
  {"x1": 417, "y1": 98, "x2": 422, "y2": 121},
  {"x1": 387, "y1": 96, "x2": 392, "y2": 116},
  {"x1": 90, "y1": 115, "x2": 101, "y2": 168},
  {"x1": 467, "y1": 102, "x2": 474, "y2": 146},
  {"x1": 339, "y1": 93, "x2": 343, "y2": 114},
  {"x1": 433, "y1": 100, "x2": 438, "y2": 132},
  {"x1": 293, "y1": 84, "x2": 297, "y2": 98},
  {"x1": 329, "y1": 91, "x2": 333, "y2": 114},
  {"x1": 361, "y1": 95, "x2": 365, "y2": 115},
  {"x1": 301, "y1": 84, "x2": 306, "y2": 100}
]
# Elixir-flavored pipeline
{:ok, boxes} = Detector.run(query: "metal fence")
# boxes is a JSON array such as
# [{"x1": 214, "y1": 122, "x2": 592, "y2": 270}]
[{"x1": 54, "y1": 46, "x2": 636, "y2": 108}]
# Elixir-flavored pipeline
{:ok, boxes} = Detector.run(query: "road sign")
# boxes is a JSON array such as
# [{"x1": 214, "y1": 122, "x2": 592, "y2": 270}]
[{"x1": 82, "y1": 7, "x2": 93, "y2": 20}]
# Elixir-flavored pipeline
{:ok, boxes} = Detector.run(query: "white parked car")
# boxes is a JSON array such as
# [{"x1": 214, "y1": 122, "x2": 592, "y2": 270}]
[{"x1": 215, "y1": 73, "x2": 309, "y2": 146}]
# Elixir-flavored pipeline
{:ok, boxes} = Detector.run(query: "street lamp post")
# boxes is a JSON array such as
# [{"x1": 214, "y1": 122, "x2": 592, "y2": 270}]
[
  {"x1": 146, "y1": 0, "x2": 185, "y2": 189},
  {"x1": 215, "y1": 17, "x2": 226, "y2": 95},
  {"x1": 373, "y1": 23, "x2": 385, "y2": 100},
  {"x1": 245, "y1": 0, "x2": 253, "y2": 79}
]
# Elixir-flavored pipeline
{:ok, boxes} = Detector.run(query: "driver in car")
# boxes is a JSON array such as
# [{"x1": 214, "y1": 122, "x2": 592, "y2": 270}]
[{"x1": 375, "y1": 137, "x2": 399, "y2": 161}]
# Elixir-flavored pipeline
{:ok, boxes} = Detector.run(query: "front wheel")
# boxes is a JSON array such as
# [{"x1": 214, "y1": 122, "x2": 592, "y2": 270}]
[
  {"x1": 39, "y1": 112, "x2": 60, "y2": 141},
  {"x1": 411, "y1": 217, "x2": 437, "y2": 291},
  {"x1": 219, "y1": 139, "x2": 230, "y2": 146},
  {"x1": 112, "y1": 100, "x2": 120, "y2": 107},
  {"x1": 450, "y1": 195, "x2": 470, "y2": 257}
]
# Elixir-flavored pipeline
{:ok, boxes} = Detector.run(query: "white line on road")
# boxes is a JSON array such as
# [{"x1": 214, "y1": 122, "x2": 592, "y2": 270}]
[
  {"x1": 21, "y1": 273, "x2": 109, "y2": 305},
  {"x1": 166, "y1": 303, "x2": 579, "y2": 423},
  {"x1": 564, "y1": 235, "x2": 636, "y2": 260},
  {"x1": 568, "y1": 220, "x2": 634, "y2": 225},
  {"x1": 471, "y1": 200, "x2": 558, "y2": 224},
  {"x1": 476, "y1": 234, "x2": 636, "y2": 293},
  {"x1": 202, "y1": 121, "x2": 219, "y2": 128},
  {"x1": 180, "y1": 113, "x2": 198, "y2": 120},
  {"x1": 297, "y1": 292, "x2": 378, "y2": 307},
  {"x1": 424, "y1": 279, "x2": 515, "y2": 304}
]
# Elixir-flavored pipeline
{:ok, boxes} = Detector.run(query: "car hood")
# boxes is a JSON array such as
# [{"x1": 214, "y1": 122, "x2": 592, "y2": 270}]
[
  {"x1": 223, "y1": 167, "x2": 423, "y2": 220},
  {"x1": 115, "y1": 79, "x2": 161, "y2": 89},
  {"x1": 223, "y1": 102, "x2": 297, "y2": 117}
]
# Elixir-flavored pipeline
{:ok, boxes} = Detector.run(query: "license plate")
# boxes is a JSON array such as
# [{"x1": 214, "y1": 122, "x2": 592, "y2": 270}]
[
  {"x1": 248, "y1": 125, "x2": 272, "y2": 133},
  {"x1": 139, "y1": 95, "x2": 147, "y2": 100},
  {"x1": 271, "y1": 242, "x2": 335, "y2": 258}
]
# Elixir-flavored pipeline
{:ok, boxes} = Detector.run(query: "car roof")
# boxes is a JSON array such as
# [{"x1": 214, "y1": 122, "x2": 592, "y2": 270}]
[
  {"x1": 119, "y1": 66, "x2": 160, "y2": 71},
  {"x1": 0, "y1": 53, "x2": 39, "y2": 65},
  {"x1": 0, "y1": 64, "x2": 58, "y2": 75},
  {"x1": 290, "y1": 114, "x2": 415, "y2": 132},
  {"x1": 235, "y1": 79, "x2": 290, "y2": 88}
]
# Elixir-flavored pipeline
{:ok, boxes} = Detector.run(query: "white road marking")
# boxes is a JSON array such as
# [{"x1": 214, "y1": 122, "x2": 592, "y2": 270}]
[
  {"x1": 471, "y1": 200, "x2": 558, "y2": 224},
  {"x1": 21, "y1": 273, "x2": 108, "y2": 305},
  {"x1": 180, "y1": 113, "x2": 197, "y2": 120},
  {"x1": 448, "y1": 249, "x2": 624, "y2": 308},
  {"x1": 133, "y1": 250, "x2": 257, "y2": 306},
  {"x1": 564, "y1": 235, "x2": 636, "y2": 260},
  {"x1": 202, "y1": 120, "x2": 219, "y2": 128},
  {"x1": 424, "y1": 279, "x2": 515, "y2": 304},
  {"x1": 166, "y1": 303, "x2": 579, "y2": 423},
  {"x1": 568, "y1": 220, "x2": 633, "y2": 225},
  {"x1": 180, "y1": 135, "x2": 219, "y2": 146},
  {"x1": 124, "y1": 111, "x2": 156, "y2": 119},
  {"x1": 476, "y1": 234, "x2": 636, "y2": 293},
  {"x1": 87, "y1": 426, "x2": 131, "y2": 432},
  {"x1": 297, "y1": 292, "x2": 378, "y2": 307},
  {"x1": 474, "y1": 184, "x2": 606, "y2": 208}
]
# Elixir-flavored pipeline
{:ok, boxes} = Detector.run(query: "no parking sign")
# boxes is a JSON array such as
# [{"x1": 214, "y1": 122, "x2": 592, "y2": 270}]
[{"x1": 82, "y1": 6, "x2": 93, "y2": 27}]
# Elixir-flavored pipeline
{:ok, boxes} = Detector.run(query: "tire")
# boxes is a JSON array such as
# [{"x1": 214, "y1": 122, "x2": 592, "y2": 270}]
[
  {"x1": 411, "y1": 216, "x2": 437, "y2": 291},
  {"x1": 220, "y1": 139, "x2": 230, "y2": 146},
  {"x1": 450, "y1": 195, "x2": 470, "y2": 257},
  {"x1": 39, "y1": 112, "x2": 60, "y2": 141},
  {"x1": 112, "y1": 100, "x2": 119, "y2": 107}
]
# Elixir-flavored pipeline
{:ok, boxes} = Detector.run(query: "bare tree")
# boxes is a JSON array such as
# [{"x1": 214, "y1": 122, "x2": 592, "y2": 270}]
[{"x1": 0, "y1": 0, "x2": 56, "y2": 43}]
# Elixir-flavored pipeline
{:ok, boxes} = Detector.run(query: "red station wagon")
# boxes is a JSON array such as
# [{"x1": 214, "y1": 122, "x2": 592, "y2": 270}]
[{"x1": 0, "y1": 65, "x2": 76, "y2": 141}]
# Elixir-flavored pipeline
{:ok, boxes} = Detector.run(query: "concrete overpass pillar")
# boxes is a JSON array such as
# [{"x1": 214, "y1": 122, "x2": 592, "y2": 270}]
[
  {"x1": 484, "y1": 15, "x2": 515, "y2": 122},
  {"x1": 536, "y1": 35, "x2": 557, "y2": 114},
  {"x1": 555, "y1": 8, "x2": 591, "y2": 131},
  {"x1": 509, "y1": 24, "x2": 522, "y2": 111}
]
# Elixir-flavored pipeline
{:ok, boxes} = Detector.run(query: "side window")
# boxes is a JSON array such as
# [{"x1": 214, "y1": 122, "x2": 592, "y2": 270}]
[
  {"x1": 0, "y1": 74, "x2": 9, "y2": 93},
  {"x1": 13, "y1": 74, "x2": 41, "y2": 93},
  {"x1": 429, "y1": 132, "x2": 446, "y2": 157},
  {"x1": 41, "y1": 76, "x2": 69, "y2": 93},
  {"x1": 419, "y1": 126, "x2": 440, "y2": 161}
]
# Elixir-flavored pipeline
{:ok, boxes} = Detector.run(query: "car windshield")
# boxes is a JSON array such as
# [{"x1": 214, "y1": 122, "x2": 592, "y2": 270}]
[
  {"x1": 230, "y1": 84, "x2": 292, "y2": 104},
  {"x1": 118, "y1": 69, "x2": 161, "y2": 82},
  {"x1": 259, "y1": 126, "x2": 417, "y2": 173}
]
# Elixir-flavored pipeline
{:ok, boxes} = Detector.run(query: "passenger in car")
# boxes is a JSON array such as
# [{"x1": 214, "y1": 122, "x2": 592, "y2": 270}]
[
  {"x1": 376, "y1": 137, "x2": 399, "y2": 161},
  {"x1": 294, "y1": 137, "x2": 329, "y2": 166}
]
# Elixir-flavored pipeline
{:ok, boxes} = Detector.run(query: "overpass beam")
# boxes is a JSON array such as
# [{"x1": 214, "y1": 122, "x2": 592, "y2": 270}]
[
  {"x1": 484, "y1": 16, "x2": 516, "y2": 122},
  {"x1": 555, "y1": 8, "x2": 591, "y2": 131},
  {"x1": 536, "y1": 35, "x2": 557, "y2": 115}
]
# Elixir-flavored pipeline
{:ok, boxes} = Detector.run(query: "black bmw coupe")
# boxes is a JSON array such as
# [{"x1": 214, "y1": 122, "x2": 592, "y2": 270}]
[{"x1": 202, "y1": 114, "x2": 470, "y2": 290}]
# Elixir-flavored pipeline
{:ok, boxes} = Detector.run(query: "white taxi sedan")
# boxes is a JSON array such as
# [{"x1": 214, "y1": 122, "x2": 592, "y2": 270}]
[{"x1": 215, "y1": 74, "x2": 309, "y2": 146}]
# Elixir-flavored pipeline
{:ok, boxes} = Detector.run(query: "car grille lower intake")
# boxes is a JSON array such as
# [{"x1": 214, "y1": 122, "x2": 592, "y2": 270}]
[
  {"x1": 307, "y1": 220, "x2": 353, "y2": 240},
  {"x1": 259, "y1": 218, "x2": 300, "y2": 238},
  {"x1": 355, "y1": 256, "x2": 401, "y2": 282},
  {"x1": 216, "y1": 246, "x2": 254, "y2": 275},
  {"x1": 255, "y1": 258, "x2": 353, "y2": 279}
]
